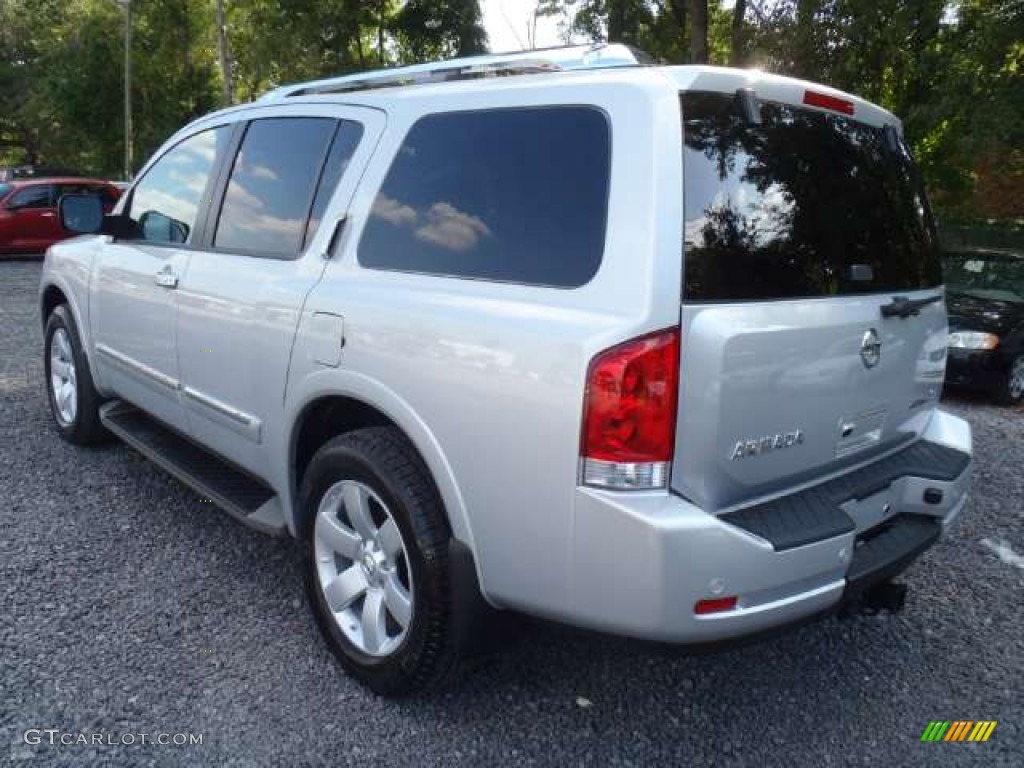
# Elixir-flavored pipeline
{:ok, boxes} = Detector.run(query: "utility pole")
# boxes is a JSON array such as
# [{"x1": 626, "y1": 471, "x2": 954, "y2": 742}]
[{"x1": 117, "y1": 0, "x2": 134, "y2": 180}]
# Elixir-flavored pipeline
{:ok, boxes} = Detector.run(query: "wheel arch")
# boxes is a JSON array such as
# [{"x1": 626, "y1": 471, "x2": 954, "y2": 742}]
[
  {"x1": 40, "y1": 283, "x2": 69, "y2": 328},
  {"x1": 40, "y1": 278, "x2": 96, "y2": 379},
  {"x1": 284, "y1": 377, "x2": 475, "y2": 557}
]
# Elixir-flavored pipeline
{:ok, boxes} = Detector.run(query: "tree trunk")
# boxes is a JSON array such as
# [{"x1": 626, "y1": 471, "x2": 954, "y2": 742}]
[
  {"x1": 688, "y1": 0, "x2": 708, "y2": 64},
  {"x1": 215, "y1": 0, "x2": 234, "y2": 104},
  {"x1": 730, "y1": 0, "x2": 747, "y2": 66},
  {"x1": 608, "y1": 0, "x2": 627, "y2": 42},
  {"x1": 378, "y1": 0, "x2": 386, "y2": 64},
  {"x1": 794, "y1": 0, "x2": 817, "y2": 78}
]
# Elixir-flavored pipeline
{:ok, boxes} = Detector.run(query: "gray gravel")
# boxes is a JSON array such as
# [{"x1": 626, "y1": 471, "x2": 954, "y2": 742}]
[{"x1": 2, "y1": 258, "x2": 1022, "y2": 767}]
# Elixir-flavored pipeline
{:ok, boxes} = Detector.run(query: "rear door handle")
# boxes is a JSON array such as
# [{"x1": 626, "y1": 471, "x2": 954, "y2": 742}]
[{"x1": 155, "y1": 266, "x2": 179, "y2": 289}]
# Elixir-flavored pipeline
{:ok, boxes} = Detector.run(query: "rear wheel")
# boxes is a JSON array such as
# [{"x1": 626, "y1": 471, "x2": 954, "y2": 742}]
[
  {"x1": 996, "y1": 355, "x2": 1024, "y2": 406},
  {"x1": 300, "y1": 427, "x2": 457, "y2": 695},
  {"x1": 44, "y1": 304, "x2": 108, "y2": 443}
]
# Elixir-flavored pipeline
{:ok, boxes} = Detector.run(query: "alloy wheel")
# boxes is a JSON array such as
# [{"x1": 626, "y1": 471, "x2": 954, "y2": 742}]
[
  {"x1": 49, "y1": 327, "x2": 78, "y2": 426},
  {"x1": 1009, "y1": 358, "x2": 1024, "y2": 401},
  {"x1": 313, "y1": 480, "x2": 414, "y2": 657}
]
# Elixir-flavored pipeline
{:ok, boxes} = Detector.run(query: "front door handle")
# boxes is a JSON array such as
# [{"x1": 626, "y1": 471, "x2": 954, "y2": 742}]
[{"x1": 155, "y1": 266, "x2": 179, "y2": 289}]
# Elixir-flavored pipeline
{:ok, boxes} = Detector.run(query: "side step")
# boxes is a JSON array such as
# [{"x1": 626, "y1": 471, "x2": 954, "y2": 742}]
[{"x1": 100, "y1": 401, "x2": 287, "y2": 536}]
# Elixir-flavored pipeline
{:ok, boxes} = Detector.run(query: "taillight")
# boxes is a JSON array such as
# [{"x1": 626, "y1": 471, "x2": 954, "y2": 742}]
[
  {"x1": 580, "y1": 328, "x2": 680, "y2": 490},
  {"x1": 802, "y1": 90, "x2": 855, "y2": 116}
]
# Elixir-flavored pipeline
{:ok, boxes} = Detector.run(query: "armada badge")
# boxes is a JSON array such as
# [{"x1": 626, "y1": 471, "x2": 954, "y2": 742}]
[{"x1": 730, "y1": 429, "x2": 805, "y2": 460}]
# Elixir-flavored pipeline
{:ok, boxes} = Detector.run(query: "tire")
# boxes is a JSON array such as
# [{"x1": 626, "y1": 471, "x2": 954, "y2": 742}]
[
  {"x1": 300, "y1": 427, "x2": 457, "y2": 695},
  {"x1": 995, "y1": 355, "x2": 1024, "y2": 406},
  {"x1": 43, "y1": 304, "x2": 109, "y2": 444}
]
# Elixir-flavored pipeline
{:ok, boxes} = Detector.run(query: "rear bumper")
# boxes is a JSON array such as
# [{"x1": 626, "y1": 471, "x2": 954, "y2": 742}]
[{"x1": 566, "y1": 409, "x2": 971, "y2": 643}]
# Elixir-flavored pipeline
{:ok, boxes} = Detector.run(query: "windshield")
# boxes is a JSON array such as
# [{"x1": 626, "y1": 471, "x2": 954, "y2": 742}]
[
  {"x1": 0, "y1": 183, "x2": 11, "y2": 200},
  {"x1": 944, "y1": 251, "x2": 1024, "y2": 303},
  {"x1": 682, "y1": 91, "x2": 942, "y2": 301}
]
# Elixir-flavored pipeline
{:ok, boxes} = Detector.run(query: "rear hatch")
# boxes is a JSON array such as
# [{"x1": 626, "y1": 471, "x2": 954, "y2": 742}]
[{"x1": 669, "y1": 74, "x2": 947, "y2": 511}]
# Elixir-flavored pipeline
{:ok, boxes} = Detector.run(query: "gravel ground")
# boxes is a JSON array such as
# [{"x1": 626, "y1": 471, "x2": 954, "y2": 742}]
[{"x1": 2, "y1": 258, "x2": 1022, "y2": 767}]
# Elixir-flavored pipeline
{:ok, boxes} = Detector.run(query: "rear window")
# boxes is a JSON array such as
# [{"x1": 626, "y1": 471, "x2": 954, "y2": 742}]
[
  {"x1": 682, "y1": 91, "x2": 941, "y2": 301},
  {"x1": 359, "y1": 107, "x2": 610, "y2": 287}
]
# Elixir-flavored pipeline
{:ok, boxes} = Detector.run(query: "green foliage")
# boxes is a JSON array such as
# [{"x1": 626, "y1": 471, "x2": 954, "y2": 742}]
[{"x1": 0, "y1": 0, "x2": 1019, "y2": 219}]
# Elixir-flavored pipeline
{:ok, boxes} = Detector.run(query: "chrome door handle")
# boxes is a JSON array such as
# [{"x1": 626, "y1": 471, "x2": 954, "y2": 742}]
[{"x1": 155, "y1": 267, "x2": 179, "y2": 289}]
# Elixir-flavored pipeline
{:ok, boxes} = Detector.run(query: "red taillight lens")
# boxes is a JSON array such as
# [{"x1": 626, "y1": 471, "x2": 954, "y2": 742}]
[
  {"x1": 802, "y1": 90, "x2": 855, "y2": 116},
  {"x1": 694, "y1": 596, "x2": 738, "y2": 615},
  {"x1": 580, "y1": 328, "x2": 679, "y2": 489}
]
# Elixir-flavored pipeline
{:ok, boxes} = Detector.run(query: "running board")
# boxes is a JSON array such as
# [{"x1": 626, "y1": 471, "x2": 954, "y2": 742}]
[{"x1": 100, "y1": 401, "x2": 286, "y2": 536}]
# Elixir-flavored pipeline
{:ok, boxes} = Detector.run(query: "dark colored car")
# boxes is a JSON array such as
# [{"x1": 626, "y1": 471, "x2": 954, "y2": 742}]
[
  {"x1": 0, "y1": 178, "x2": 121, "y2": 255},
  {"x1": 944, "y1": 248, "x2": 1024, "y2": 405}
]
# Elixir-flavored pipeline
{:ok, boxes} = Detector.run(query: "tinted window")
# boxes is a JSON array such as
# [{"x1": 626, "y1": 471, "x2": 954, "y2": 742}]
[
  {"x1": 359, "y1": 107, "x2": 610, "y2": 287},
  {"x1": 9, "y1": 185, "x2": 53, "y2": 209},
  {"x1": 304, "y1": 121, "x2": 364, "y2": 249},
  {"x1": 682, "y1": 92, "x2": 941, "y2": 301},
  {"x1": 944, "y1": 251, "x2": 1024, "y2": 304},
  {"x1": 215, "y1": 118, "x2": 336, "y2": 256},
  {"x1": 129, "y1": 127, "x2": 230, "y2": 244}
]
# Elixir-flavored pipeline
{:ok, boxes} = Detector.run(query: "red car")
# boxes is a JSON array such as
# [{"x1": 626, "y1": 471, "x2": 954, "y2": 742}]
[{"x1": 0, "y1": 178, "x2": 122, "y2": 255}]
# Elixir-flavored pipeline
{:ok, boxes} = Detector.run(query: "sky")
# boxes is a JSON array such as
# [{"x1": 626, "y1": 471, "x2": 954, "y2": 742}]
[{"x1": 480, "y1": 0, "x2": 568, "y2": 53}]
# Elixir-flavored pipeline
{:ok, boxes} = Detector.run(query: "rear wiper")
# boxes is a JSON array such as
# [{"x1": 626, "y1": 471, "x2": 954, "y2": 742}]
[{"x1": 880, "y1": 294, "x2": 943, "y2": 319}]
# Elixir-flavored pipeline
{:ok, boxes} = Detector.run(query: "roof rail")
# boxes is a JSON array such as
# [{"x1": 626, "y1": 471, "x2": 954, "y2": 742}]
[{"x1": 259, "y1": 43, "x2": 653, "y2": 100}]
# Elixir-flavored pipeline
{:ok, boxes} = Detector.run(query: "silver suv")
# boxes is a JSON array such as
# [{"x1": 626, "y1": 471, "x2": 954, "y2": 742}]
[{"x1": 41, "y1": 45, "x2": 973, "y2": 694}]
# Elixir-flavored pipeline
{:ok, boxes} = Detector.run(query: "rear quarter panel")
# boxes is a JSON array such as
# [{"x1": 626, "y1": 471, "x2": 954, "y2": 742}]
[{"x1": 282, "y1": 73, "x2": 686, "y2": 614}]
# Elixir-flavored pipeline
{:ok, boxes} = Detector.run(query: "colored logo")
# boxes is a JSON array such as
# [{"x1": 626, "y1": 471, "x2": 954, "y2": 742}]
[{"x1": 921, "y1": 721, "x2": 997, "y2": 742}]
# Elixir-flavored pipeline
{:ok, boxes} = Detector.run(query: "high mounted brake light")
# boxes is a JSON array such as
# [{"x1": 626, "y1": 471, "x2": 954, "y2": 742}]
[
  {"x1": 580, "y1": 328, "x2": 679, "y2": 490},
  {"x1": 802, "y1": 90, "x2": 855, "y2": 116}
]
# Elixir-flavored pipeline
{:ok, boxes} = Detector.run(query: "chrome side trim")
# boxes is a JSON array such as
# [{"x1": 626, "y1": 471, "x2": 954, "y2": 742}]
[
  {"x1": 182, "y1": 386, "x2": 262, "y2": 443},
  {"x1": 95, "y1": 343, "x2": 179, "y2": 391}
]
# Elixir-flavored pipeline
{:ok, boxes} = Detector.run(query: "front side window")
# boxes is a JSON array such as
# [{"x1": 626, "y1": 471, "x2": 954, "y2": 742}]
[
  {"x1": 8, "y1": 185, "x2": 54, "y2": 210},
  {"x1": 682, "y1": 91, "x2": 941, "y2": 301},
  {"x1": 129, "y1": 126, "x2": 231, "y2": 244},
  {"x1": 214, "y1": 117, "x2": 337, "y2": 257},
  {"x1": 359, "y1": 107, "x2": 611, "y2": 287}
]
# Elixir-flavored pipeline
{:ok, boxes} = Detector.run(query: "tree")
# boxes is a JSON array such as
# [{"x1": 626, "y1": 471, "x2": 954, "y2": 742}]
[{"x1": 688, "y1": 0, "x2": 708, "y2": 62}]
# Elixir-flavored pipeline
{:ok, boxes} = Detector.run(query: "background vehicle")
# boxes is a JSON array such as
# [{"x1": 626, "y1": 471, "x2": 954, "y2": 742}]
[
  {"x1": 944, "y1": 248, "x2": 1024, "y2": 405},
  {"x1": 40, "y1": 45, "x2": 972, "y2": 695},
  {"x1": 0, "y1": 178, "x2": 121, "y2": 254}
]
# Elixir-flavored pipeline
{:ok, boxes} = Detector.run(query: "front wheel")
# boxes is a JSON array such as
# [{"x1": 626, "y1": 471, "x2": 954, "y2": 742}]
[
  {"x1": 300, "y1": 427, "x2": 458, "y2": 695},
  {"x1": 995, "y1": 355, "x2": 1024, "y2": 406},
  {"x1": 44, "y1": 304, "x2": 109, "y2": 444}
]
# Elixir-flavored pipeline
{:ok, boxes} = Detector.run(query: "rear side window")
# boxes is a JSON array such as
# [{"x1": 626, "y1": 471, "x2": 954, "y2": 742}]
[
  {"x1": 58, "y1": 183, "x2": 116, "y2": 206},
  {"x1": 682, "y1": 91, "x2": 941, "y2": 301},
  {"x1": 359, "y1": 107, "x2": 610, "y2": 287},
  {"x1": 214, "y1": 117, "x2": 337, "y2": 257}
]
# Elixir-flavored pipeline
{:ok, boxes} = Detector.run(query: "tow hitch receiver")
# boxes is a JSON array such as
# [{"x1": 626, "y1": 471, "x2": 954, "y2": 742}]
[{"x1": 840, "y1": 580, "x2": 908, "y2": 616}]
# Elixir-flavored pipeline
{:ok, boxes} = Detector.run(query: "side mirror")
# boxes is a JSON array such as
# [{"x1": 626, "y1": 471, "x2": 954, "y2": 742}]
[
  {"x1": 138, "y1": 210, "x2": 190, "y2": 244},
  {"x1": 58, "y1": 194, "x2": 104, "y2": 234}
]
